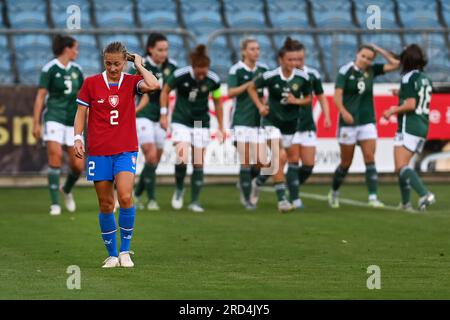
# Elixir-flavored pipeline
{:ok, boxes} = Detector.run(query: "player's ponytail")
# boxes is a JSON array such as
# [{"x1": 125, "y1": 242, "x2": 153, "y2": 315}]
[
  {"x1": 52, "y1": 34, "x2": 76, "y2": 57},
  {"x1": 103, "y1": 41, "x2": 128, "y2": 59},
  {"x1": 278, "y1": 36, "x2": 299, "y2": 58},
  {"x1": 189, "y1": 44, "x2": 210, "y2": 68},
  {"x1": 400, "y1": 44, "x2": 427, "y2": 74}
]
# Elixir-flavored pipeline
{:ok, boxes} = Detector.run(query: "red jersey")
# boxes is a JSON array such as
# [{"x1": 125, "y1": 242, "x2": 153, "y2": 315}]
[{"x1": 77, "y1": 72, "x2": 144, "y2": 156}]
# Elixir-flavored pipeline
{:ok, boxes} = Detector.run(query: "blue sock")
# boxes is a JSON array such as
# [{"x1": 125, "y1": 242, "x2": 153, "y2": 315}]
[
  {"x1": 98, "y1": 213, "x2": 118, "y2": 257},
  {"x1": 119, "y1": 206, "x2": 135, "y2": 253}
]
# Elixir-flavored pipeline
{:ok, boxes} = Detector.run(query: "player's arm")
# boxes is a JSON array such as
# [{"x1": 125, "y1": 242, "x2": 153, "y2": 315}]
[
  {"x1": 317, "y1": 94, "x2": 332, "y2": 128},
  {"x1": 228, "y1": 81, "x2": 252, "y2": 98},
  {"x1": 371, "y1": 44, "x2": 400, "y2": 73},
  {"x1": 32, "y1": 88, "x2": 48, "y2": 140},
  {"x1": 334, "y1": 88, "x2": 354, "y2": 125},
  {"x1": 287, "y1": 93, "x2": 311, "y2": 106},
  {"x1": 135, "y1": 94, "x2": 149, "y2": 114},
  {"x1": 383, "y1": 98, "x2": 416, "y2": 119},
  {"x1": 212, "y1": 88, "x2": 225, "y2": 142},
  {"x1": 248, "y1": 81, "x2": 269, "y2": 116},
  {"x1": 132, "y1": 54, "x2": 160, "y2": 93},
  {"x1": 73, "y1": 105, "x2": 88, "y2": 159},
  {"x1": 159, "y1": 83, "x2": 172, "y2": 130}
]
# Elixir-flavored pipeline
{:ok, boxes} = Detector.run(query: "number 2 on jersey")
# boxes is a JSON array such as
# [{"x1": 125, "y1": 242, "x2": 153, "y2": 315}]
[{"x1": 110, "y1": 110, "x2": 119, "y2": 125}]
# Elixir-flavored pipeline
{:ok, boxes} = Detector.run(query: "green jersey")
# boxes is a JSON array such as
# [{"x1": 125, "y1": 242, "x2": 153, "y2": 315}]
[
  {"x1": 167, "y1": 66, "x2": 221, "y2": 128},
  {"x1": 335, "y1": 61, "x2": 385, "y2": 127},
  {"x1": 39, "y1": 59, "x2": 84, "y2": 126},
  {"x1": 397, "y1": 70, "x2": 432, "y2": 138},
  {"x1": 227, "y1": 60, "x2": 268, "y2": 127},
  {"x1": 297, "y1": 65, "x2": 325, "y2": 132},
  {"x1": 132, "y1": 56, "x2": 177, "y2": 121},
  {"x1": 254, "y1": 67, "x2": 312, "y2": 135}
]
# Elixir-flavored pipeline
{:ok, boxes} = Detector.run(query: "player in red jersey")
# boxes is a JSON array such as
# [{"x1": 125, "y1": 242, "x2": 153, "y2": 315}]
[{"x1": 73, "y1": 42, "x2": 159, "y2": 268}]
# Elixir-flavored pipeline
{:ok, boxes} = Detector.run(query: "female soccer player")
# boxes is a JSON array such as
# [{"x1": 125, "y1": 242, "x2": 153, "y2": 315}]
[
  {"x1": 32, "y1": 35, "x2": 84, "y2": 216},
  {"x1": 291, "y1": 40, "x2": 331, "y2": 208},
  {"x1": 248, "y1": 37, "x2": 312, "y2": 212},
  {"x1": 227, "y1": 37, "x2": 268, "y2": 210},
  {"x1": 74, "y1": 42, "x2": 159, "y2": 268},
  {"x1": 159, "y1": 45, "x2": 224, "y2": 212},
  {"x1": 383, "y1": 44, "x2": 435, "y2": 211},
  {"x1": 328, "y1": 44, "x2": 400, "y2": 209},
  {"x1": 132, "y1": 33, "x2": 178, "y2": 211}
]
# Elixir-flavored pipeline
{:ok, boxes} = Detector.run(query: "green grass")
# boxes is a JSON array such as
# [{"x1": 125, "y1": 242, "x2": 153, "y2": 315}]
[{"x1": 0, "y1": 183, "x2": 449, "y2": 299}]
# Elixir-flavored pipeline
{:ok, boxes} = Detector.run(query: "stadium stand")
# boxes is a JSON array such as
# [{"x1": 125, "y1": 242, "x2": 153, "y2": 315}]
[{"x1": 49, "y1": 0, "x2": 93, "y2": 29}]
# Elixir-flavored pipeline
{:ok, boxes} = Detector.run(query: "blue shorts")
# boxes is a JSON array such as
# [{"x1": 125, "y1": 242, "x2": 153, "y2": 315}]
[{"x1": 86, "y1": 152, "x2": 138, "y2": 181}]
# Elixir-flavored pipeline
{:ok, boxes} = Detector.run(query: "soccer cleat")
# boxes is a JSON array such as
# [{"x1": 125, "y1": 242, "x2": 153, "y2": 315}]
[
  {"x1": 188, "y1": 202, "x2": 205, "y2": 213},
  {"x1": 147, "y1": 200, "x2": 160, "y2": 211},
  {"x1": 102, "y1": 256, "x2": 120, "y2": 268},
  {"x1": 368, "y1": 199, "x2": 385, "y2": 208},
  {"x1": 134, "y1": 194, "x2": 144, "y2": 210},
  {"x1": 119, "y1": 251, "x2": 134, "y2": 268},
  {"x1": 60, "y1": 187, "x2": 76, "y2": 212},
  {"x1": 249, "y1": 178, "x2": 260, "y2": 205},
  {"x1": 418, "y1": 192, "x2": 436, "y2": 211},
  {"x1": 49, "y1": 204, "x2": 61, "y2": 216},
  {"x1": 244, "y1": 201, "x2": 257, "y2": 211},
  {"x1": 171, "y1": 189, "x2": 184, "y2": 210},
  {"x1": 328, "y1": 190, "x2": 339, "y2": 208},
  {"x1": 278, "y1": 200, "x2": 294, "y2": 213},
  {"x1": 292, "y1": 198, "x2": 305, "y2": 210},
  {"x1": 398, "y1": 202, "x2": 415, "y2": 212}
]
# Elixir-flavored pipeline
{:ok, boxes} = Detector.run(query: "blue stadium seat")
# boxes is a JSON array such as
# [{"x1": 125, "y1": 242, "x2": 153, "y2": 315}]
[
  {"x1": 442, "y1": 0, "x2": 450, "y2": 27},
  {"x1": 100, "y1": 35, "x2": 142, "y2": 55},
  {"x1": 0, "y1": 36, "x2": 14, "y2": 84},
  {"x1": 353, "y1": 0, "x2": 398, "y2": 28},
  {"x1": 136, "y1": 0, "x2": 176, "y2": 11},
  {"x1": 166, "y1": 35, "x2": 187, "y2": 67},
  {"x1": 318, "y1": 34, "x2": 359, "y2": 79},
  {"x1": 270, "y1": 11, "x2": 310, "y2": 29},
  {"x1": 183, "y1": 10, "x2": 224, "y2": 44},
  {"x1": 180, "y1": 0, "x2": 221, "y2": 12},
  {"x1": 311, "y1": 0, "x2": 355, "y2": 28},
  {"x1": 94, "y1": 0, "x2": 135, "y2": 28},
  {"x1": 227, "y1": 11, "x2": 266, "y2": 29},
  {"x1": 140, "y1": 10, "x2": 178, "y2": 29},
  {"x1": 397, "y1": 0, "x2": 440, "y2": 29},
  {"x1": 266, "y1": 0, "x2": 308, "y2": 13},
  {"x1": 209, "y1": 37, "x2": 233, "y2": 80},
  {"x1": 74, "y1": 35, "x2": 100, "y2": 76},
  {"x1": 7, "y1": 0, "x2": 48, "y2": 29},
  {"x1": 223, "y1": 0, "x2": 264, "y2": 12},
  {"x1": 49, "y1": 0, "x2": 92, "y2": 29}
]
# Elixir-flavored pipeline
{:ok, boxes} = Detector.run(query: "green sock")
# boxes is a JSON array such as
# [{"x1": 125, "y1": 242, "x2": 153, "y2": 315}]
[
  {"x1": 191, "y1": 167, "x2": 204, "y2": 203},
  {"x1": 365, "y1": 163, "x2": 378, "y2": 199},
  {"x1": 48, "y1": 167, "x2": 60, "y2": 205},
  {"x1": 135, "y1": 165, "x2": 150, "y2": 197},
  {"x1": 400, "y1": 167, "x2": 428, "y2": 197},
  {"x1": 298, "y1": 165, "x2": 313, "y2": 185},
  {"x1": 274, "y1": 182, "x2": 287, "y2": 202},
  {"x1": 332, "y1": 165, "x2": 349, "y2": 191},
  {"x1": 175, "y1": 164, "x2": 187, "y2": 192},
  {"x1": 286, "y1": 164, "x2": 300, "y2": 202},
  {"x1": 256, "y1": 174, "x2": 270, "y2": 186},
  {"x1": 145, "y1": 164, "x2": 157, "y2": 200},
  {"x1": 250, "y1": 165, "x2": 260, "y2": 179},
  {"x1": 62, "y1": 170, "x2": 80, "y2": 194},
  {"x1": 239, "y1": 167, "x2": 252, "y2": 201},
  {"x1": 398, "y1": 171, "x2": 411, "y2": 205}
]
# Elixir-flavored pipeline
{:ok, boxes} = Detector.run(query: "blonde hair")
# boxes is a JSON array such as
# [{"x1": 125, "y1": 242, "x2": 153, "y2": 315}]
[{"x1": 240, "y1": 36, "x2": 258, "y2": 60}]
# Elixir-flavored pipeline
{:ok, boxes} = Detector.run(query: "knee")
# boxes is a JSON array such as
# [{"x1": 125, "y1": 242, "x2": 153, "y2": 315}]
[
  {"x1": 118, "y1": 192, "x2": 133, "y2": 208},
  {"x1": 98, "y1": 196, "x2": 115, "y2": 213}
]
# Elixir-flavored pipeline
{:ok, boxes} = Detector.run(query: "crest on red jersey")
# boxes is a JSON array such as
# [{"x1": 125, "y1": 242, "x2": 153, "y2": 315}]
[{"x1": 108, "y1": 95, "x2": 119, "y2": 107}]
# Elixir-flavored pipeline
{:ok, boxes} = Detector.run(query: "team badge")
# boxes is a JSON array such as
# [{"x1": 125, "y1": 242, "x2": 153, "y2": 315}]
[
  {"x1": 364, "y1": 72, "x2": 369, "y2": 78},
  {"x1": 291, "y1": 83, "x2": 299, "y2": 91},
  {"x1": 164, "y1": 68, "x2": 170, "y2": 76},
  {"x1": 108, "y1": 95, "x2": 119, "y2": 107},
  {"x1": 201, "y1": 85, "x2": 208, "y2": 92},
  {"x1": 72, "y1": 72, "x2": 78, "y2": 79}
]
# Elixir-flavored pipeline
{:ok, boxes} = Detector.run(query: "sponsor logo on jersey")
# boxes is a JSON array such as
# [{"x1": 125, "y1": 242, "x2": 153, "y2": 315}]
[{"x1": 108, "y1": 95, "x2": 119, "y2": 107}]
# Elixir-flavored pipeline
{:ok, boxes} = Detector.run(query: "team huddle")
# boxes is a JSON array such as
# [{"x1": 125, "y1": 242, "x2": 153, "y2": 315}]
[{"x1": 32, "y1": 33, "x2": 436, "y2": 268}]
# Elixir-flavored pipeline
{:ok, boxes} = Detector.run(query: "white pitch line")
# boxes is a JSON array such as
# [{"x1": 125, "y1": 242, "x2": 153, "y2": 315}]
[{"x1": 259, "y1": 186, "x2": 420, "y2": 213}]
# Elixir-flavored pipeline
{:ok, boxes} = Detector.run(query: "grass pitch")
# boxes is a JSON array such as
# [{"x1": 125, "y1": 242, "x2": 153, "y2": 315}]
[{"x1": 1, "y1": 183, "x2": 449, "y2": 299}]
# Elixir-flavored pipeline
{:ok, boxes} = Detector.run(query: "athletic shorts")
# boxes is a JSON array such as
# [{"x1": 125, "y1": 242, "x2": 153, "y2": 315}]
[
  {"x1": 171, "y1": 123, "x2": 210, "y2": 149},
  {"x1": 292, "y1": 130, "x2": 318, "y2": 147},
  {"x1": 86, "y1": 152, "x2": 138, "y2": 181},
  {"x1": 136, "y1": 118, "x2": 166, "y2": 149},
  {"x1": 43, "y1": 121, "x2": 78, "y2": 146},
  {"x1": 394, "y1": 132, "x2": 426, "y2": 153},
  {"x1": 264, "y1": 126, "x2": 295, "y2": 149},
  {"x1": 232, "y1": 126, "x2": 266, "y2": 144},
  {"x1": 338, "y1": 123, "x2": 377, "y2": 145}
]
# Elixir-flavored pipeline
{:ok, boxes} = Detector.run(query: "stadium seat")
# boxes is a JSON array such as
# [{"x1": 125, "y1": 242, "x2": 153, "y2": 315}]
[
  {"x1": 397, "y1": 0, "x2": 440, "y2": 29},
  {"x1": 442, "y1": 0, "x2": 450, "y2": 27},
  {"x1": 6, "y1": 0, "x2": 48, "y2": 29},
  {"x1": 0, "y1": 36, "x2": 14, "y2": 84},
  {"x1": 136, "y1": 0, "x2": 176, "y2": 12},
  {"x1": 49, "y1": 0, "x2": 92, "y2": 29},
  {"x1": 100, "y1": 34, "x2": 142, "y2": 55},
  {"x1": 179, "y1": 0, "x2": 221, "y2": 12},
  {"x1": 311, "y1": 0, "x2": 356, "y2": 29},
  {"x1": 183, "y1": 10, "x2": 224, "y2": 44},
  {"x1": 75, "y1": 35, "x2": 100, "y2": 77},
  {"x1": 139, "y1": 10, "x2": 178, "y2": 29},
  {"x1": 266, "y1": 0, "x2": 308, "y2": 13},
  {"x1": 223, "y1": 0, "x2": 264, "y2": 13},
  {"x1": 353, "y1": 0, "x2": 399, "y2": 28},
  {"x1": 94, "y1": 0, "x2": 135, "y2": 29},
  {"x1": 209, "y1": 37, "x2": 233, "y2": 81},
  {"x1": 227, "y1": 11, "x2": 266, "y2": 29},
  {"x1": 267, "y1": 0, "x2": 309, "y2": 28}
]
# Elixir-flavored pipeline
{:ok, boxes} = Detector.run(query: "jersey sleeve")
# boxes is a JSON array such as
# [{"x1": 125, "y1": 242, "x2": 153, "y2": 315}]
[
  {"x1": 401, "y1": 77, "x2": 417, "y2": 99},
  {"x1": 212, "y1": 77, "x2": 221, "y2": 91},
  {"x1": 335, "y1": 72, "x2": 346, "y2": 89},
  {"x1": 253, "y1": 72, "x2": 268, "y2": 89},
  {"x1": 373, "y1": 63, "x2": 385, "y2": 77},
  {"x1": 227, "y1": 69, "x2": 238, "y2": 88},
  {"x1": 38, "y1": 69, "x2": 50, "y2": 89},
  {"x1": 166, "y1": 73, "x2": 178, "y2": 89},
  {"x1": 301, "y1": 78, "x2": 312, "y2": 96},
  {"x1": 132, "y1": 75, "x2": 145, "y2": 96},
  {"x1": 312, "y1": 76, "x2": 324, "y2": 95},
  {"x1": 76, "y1": 78, "x2": 91, "y2": 107}
]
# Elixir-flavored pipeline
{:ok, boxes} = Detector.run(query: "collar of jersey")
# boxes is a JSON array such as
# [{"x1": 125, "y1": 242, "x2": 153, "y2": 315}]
[
  {"x1": 239, "y1": 60, "x2": 257, "y2": 72},
  {"x1": 278, "y1": 67, "x2": 295, "y2": 81},
  {"x1": 351, "y1": 61, "x2": 363, "y2": 73},
  {"x1": 102, "y1": 71, "x2": 124, "y2": 90},
  {"x1": 55, "y1": 58, "x2": 72, "y2": 71},
  {"x1": 146, "y1": 55, "x2": 161, "y2": 68}
]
